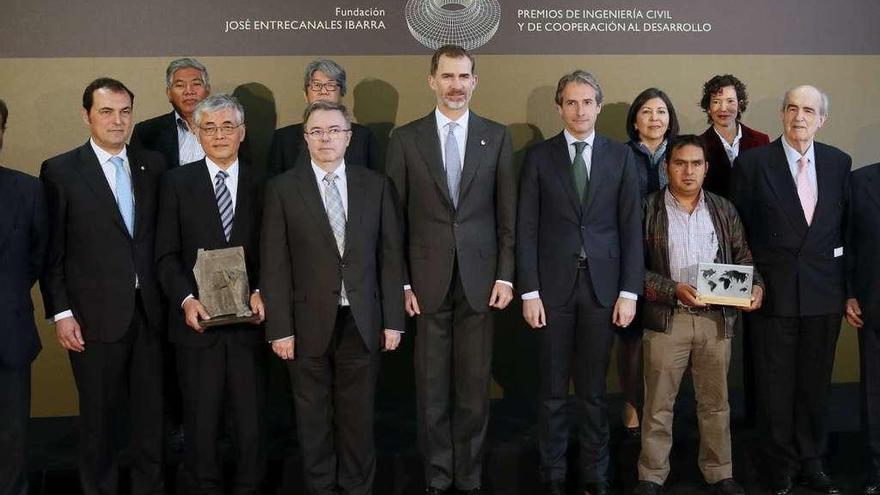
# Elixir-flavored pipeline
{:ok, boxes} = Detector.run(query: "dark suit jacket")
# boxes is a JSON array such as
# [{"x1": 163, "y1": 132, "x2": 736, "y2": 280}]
[
  {"x1": 155, "y1": 159, "x2": 264, "y2": 347},
  {"x1": 731, "y1": 138, "x2": 851, "y2": 317},
  {"x1": 0, "y1": 167, "x2": 48, "y2": 368},
  {"x1": 131, "y1": 110, "x2": 251, "y2": 170},
  {"x1": 261, "y1": 163, "x2": 404, "y2": 357},
  {"x1": 847, "y1": 162, "x2": 880, "y2": 305},
  {"x1": 40, "y1": 143, "x2": 165, "y2": 341},
  {"x1": 517, "y1": 132, "x2": 644, "y2": 308},
  {"x1": 386, "y1": 111, "x2": 516, "y2": 313},
  {"x1": 701, "y1": 123, "x2": 770, "y2": 197},
  {"x1": 267, "y1": 122, "x2": 380, "y2": 177}
]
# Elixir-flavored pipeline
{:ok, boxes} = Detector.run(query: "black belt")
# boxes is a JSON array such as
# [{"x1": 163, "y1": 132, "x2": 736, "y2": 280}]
[{"x1": 673, "y1": 305, "x2": 719, "y2": 314}]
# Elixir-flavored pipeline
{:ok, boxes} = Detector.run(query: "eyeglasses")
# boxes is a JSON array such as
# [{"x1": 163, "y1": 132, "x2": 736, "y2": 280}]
[
  {"x1": 308, "y1": 81, "x2": 340, "y2": 93},
  {"x1": 304, "y1": 128, "x2": 351, "y2": 140},
  {"x1": 199, "y1": 123, "x2": 243, "y2": 136}
]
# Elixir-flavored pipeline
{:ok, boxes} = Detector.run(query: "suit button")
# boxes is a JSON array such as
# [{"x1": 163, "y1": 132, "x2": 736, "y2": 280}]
[
  {"x1": 580, "y1": 226, "x2": 585, "y2": 231},
  {"x1": 340, "y1": 262, "x2": 347, "y2": 268},
  {"x1": 453, "y1": 221, "x2": 459, "y2": 227}
]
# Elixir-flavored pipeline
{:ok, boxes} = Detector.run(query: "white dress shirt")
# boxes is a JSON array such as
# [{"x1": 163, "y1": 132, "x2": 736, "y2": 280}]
[
  {"x1": 176, "y1": 112, "x2": 206, "y2": 165},
  {"x1": 713, "y1": 124, "x2": 743, "y2": 165},
  {"x1": 521, "y1": 130, "x2": 637, "y2": 302},
  {"x1": 781, "y1": 135, "x2": 818, "y2": 196}
]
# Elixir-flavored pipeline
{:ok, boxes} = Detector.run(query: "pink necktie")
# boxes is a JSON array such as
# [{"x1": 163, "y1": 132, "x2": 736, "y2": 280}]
[{"x1": 796, "y1": 156, "x2": 816, "y2": 225}]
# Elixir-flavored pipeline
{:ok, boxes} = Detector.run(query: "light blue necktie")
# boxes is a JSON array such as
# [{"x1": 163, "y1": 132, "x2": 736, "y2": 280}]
[
  {"x1": 444, "y1": 121, "x2": 462, "y2": 208},
  {"x1": 111, "y1": 156, "x2": 134, "y2": 236},
  {"x1": 323, "y1": 172, "x2": 347, "y2": 303},
  {"x1": 214, "y1": 170, "x2": 233, "y2": 241}
]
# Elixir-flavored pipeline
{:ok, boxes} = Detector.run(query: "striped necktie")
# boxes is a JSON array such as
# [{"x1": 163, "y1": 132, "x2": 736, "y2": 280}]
[
  {"x1": 323, "y1": 172, "x2": 347, "y2": 303},
  {"x1": 214, "y1": 170, "x2": 233, "y2": 241},
  {"x1": 445, "y1": 121, "x2": 462, "y2": 208}
]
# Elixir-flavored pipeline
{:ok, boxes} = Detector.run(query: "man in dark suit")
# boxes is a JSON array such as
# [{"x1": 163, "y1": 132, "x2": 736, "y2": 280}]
[
  {"x1": 262, "y1": 100, "x2": 404, "y2": 495},
  {"x1": 155, "y1": 94, "x2": 266, "y2": 493},
  {"x1": 40, "y1": 78, "x2": 166, "y2": 495},
  {"x1": 845, "y1": 162, "x2": 880, "y2": 495},
  {"x1": 0, "y1": 98, "x2": 49, "y2": 495},
  {"x1": 699, "y1": 74, "x2": 770, "y2": 198},
  {"x1": 130, "y1": 57, "x2": 211, "y2": 169},
  {"x1": 386, "y1": 45, "x2": 516, "y2": 495},
  {"x1": 267, "y1": 58, "x2": 380, "y2": 177},
  {"x1": 517, "y1": 71, "x2": 643, "y2": 495},
  {"x1": 731, "y1": 85, "x2": 851, "y2": 495}
]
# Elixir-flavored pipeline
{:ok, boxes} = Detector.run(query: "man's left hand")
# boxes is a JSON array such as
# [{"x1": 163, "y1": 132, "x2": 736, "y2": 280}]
[
  {"x1": 612, "y1": 297, "x2": 637, "y2": 327},
  {"x1": 250, "y1": 292, "x2": 265, "y2": 324},
  {"x1": 488, "y1": 282, "x2": 513, "y2": 310}
]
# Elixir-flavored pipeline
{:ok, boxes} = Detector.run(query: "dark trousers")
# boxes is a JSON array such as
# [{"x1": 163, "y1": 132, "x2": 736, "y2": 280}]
[
  {"x1": 68, "y1": 296, "x2": 164, "y2": 495},
  {"x1": 289, "y1": 307, "x2": 380, "y2": 495},
  {"x1": 860, "y1": 302, "x2": 880, "y2": 475},
  {"x1": 415, "y1": 268, "x2": 493, "y2": 491},
  {"x1": 537, "y1": 266, "x2": 615, "y2": 486},
  {"x1": 0, "y1": 365, "x2": 30, "y2": 495},
  {"x1": 177, "y1": 331, "x2": 266, "y2": 495},
  {"x1": 751, "y1": 313, "x2": 841, "y2": 478}
]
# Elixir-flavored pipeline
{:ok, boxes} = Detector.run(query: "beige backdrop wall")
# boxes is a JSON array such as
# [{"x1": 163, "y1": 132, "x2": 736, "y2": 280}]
[{"x1": 2, "y1": 55, "x2": 878, "y2": 417}]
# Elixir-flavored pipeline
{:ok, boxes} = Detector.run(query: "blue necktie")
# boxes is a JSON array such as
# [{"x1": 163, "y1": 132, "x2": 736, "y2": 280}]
[
  {"x1": 323, "y1": 172, "x2": 347, "y2": 303},
  {"x1": 214, "y1": 170, "x2": 233, "y2": 241},
  {"x1": 111, "y1": 156, "x2": 134, "y2": 236},
  {"x1": 444, "y1": 121, "x2": 462, "y2": 208}
]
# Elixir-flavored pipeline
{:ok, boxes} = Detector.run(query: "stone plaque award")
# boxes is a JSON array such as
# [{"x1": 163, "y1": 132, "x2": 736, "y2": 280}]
[
  {"x1": 696, "y1": 262, "x2": 755, "y2": 308},
  {"x1": 193, "y1": 247, "x2": 257, "y2": 327}
]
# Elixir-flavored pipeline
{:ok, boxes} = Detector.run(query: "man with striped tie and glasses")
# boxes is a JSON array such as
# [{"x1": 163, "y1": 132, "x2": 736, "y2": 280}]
[
  {"x1": 155, "y1": 94, "x2": 266, "y2": 494},
  {"x1": 261, "y1": 100, "x2": 404, "y2": 495}
]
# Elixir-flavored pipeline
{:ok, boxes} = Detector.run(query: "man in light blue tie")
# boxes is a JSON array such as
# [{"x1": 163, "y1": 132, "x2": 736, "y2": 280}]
[
  {"x1": 386, "y1": 45, "x2": 516, "y2": 495},
  {"x1": 39, "y1": 78, "x2": 167, "y2": 495}
]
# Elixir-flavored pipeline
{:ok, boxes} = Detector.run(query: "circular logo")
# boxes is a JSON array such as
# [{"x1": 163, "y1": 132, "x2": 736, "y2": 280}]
[{"x1": 405, "y1": 0, "x2": 502, "y2": 50}]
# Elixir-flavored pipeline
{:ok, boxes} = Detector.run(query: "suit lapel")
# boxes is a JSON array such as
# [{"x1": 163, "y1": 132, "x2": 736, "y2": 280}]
[
  {"x1": 128, "y1": 147, "x2": 148, "y2": 239},
  {"x1": 866, "y1": 165, "x2": 880, "y2": 212},
  {"x1": 812, "y1": 145, "x2": 832, "y2": 228},
  {"x1": 549, "y1": 132, "x2": 581, "y2": 219},
  {"x1": 344, "y1": 167, "x2": 366, "y2": 260},
  {"x1": 458, "y1": 113, "x2": 486, "y2": 200},
  {"x1": 763, "y1": 140, "x2": 808, "y2": 236},
  {"x1": 0, "y1": 168, "x2": 19, "y2": 251},
  {"x1": 295, "y1": 165, "x2": 341, "y2": 258},
  {"x1": 228, "y1": 162, "x2": 251, "y2": 245},
  {"x1": 583, "y1": 135, "x2": 606, "y2": 214},
  {"x1": 164, "y1": 112, "x2": 181, "y2": 166},
  {"x1": 192, "y1": 160, "x2": 227, "y2": 244},
  {"x1": 414, "y1": 113, "x2": 453, "y2": 208},
  {"x1": 74, "y1": 143, "x2": 129, "y2": 236}
]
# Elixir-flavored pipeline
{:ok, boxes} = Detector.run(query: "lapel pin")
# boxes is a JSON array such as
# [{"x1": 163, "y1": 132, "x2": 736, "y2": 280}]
[
  {"x1": 480, "y1": 139, "x2": 487, "y2": 146},
  {"x1": 140, "y1": 166, "x2": 145, "y2": 171}
]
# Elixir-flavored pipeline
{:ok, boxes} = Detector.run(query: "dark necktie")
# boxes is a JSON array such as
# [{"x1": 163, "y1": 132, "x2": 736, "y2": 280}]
[
  {"x1": 214, "y1": 170, "x2": 233, "y2": 241},
  {"x1": 572, "y1": 141, "x2": 590, "y2": 202}
]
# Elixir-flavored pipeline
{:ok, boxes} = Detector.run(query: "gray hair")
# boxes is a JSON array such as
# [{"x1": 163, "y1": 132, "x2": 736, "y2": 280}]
[
  {"x1": 193, "y1": 94, "x2": 244, "y2": 126},
  {"x1": 555, "y1": 70, "x2": 604, "y2": 106},
  {"x1": 302, "y1": 100, "x2": 351, "y2": 127},
  {"x1": 303, "y1": 59, "x2": 347, "y2": 96},
  {"x1": 782, "y1": 85, "x2": 830, "y2": 117},
  {"x1": 165, "y1": 57, "x2": 210, "y2": 90}
]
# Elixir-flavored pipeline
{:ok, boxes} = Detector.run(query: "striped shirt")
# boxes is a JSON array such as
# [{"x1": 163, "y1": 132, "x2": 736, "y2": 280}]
[{"x1": 665, "y1": 189, "x2": 718, "y2": 287}]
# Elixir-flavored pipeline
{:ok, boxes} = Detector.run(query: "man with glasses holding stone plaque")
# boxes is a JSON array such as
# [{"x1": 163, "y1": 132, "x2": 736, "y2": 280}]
[{"x1": 155, "y1": 94, "x2": 266, "y2": 494}]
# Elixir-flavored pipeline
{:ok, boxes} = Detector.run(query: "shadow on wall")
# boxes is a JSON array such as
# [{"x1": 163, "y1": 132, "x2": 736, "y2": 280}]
[
  {"x1": 233, "y1": 83, "x2": 276, "y2": 174},
  {"x1": 595, "y1": 102, "x2": 630, "y2": 143},
  {"x1": 353, "y1": 78, "x2": 399, "y2": 173}
]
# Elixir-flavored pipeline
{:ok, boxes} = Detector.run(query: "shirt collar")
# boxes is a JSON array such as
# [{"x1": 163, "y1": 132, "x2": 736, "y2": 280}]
[
  {"x1": 435, "y1": 108, "x2": 469, "y2": 132},
  {"x1": 781, "y1": 135, "x2": 815, "y2": 166},
  {"x1": 664, "y1": 187, "x2": 706, "y2": 214},
  {"x1": 174, "y1": 111, "x2": 193, "y2": 132},
  {"x1": 311, "y1": 159, "x2": 347, "y2": 182},
  {"x1": 90, "y1": 138, "x2": 128, "y2": 165},
  {"x1": 563, "y1": 128, "x2": 596, "y2": 149},
  {"x1": 205, "y1": 156, "x2": 239, "y2": 180},
  {"x1": 713, "y1": 124, "x2": 742, "y2": 147}
]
